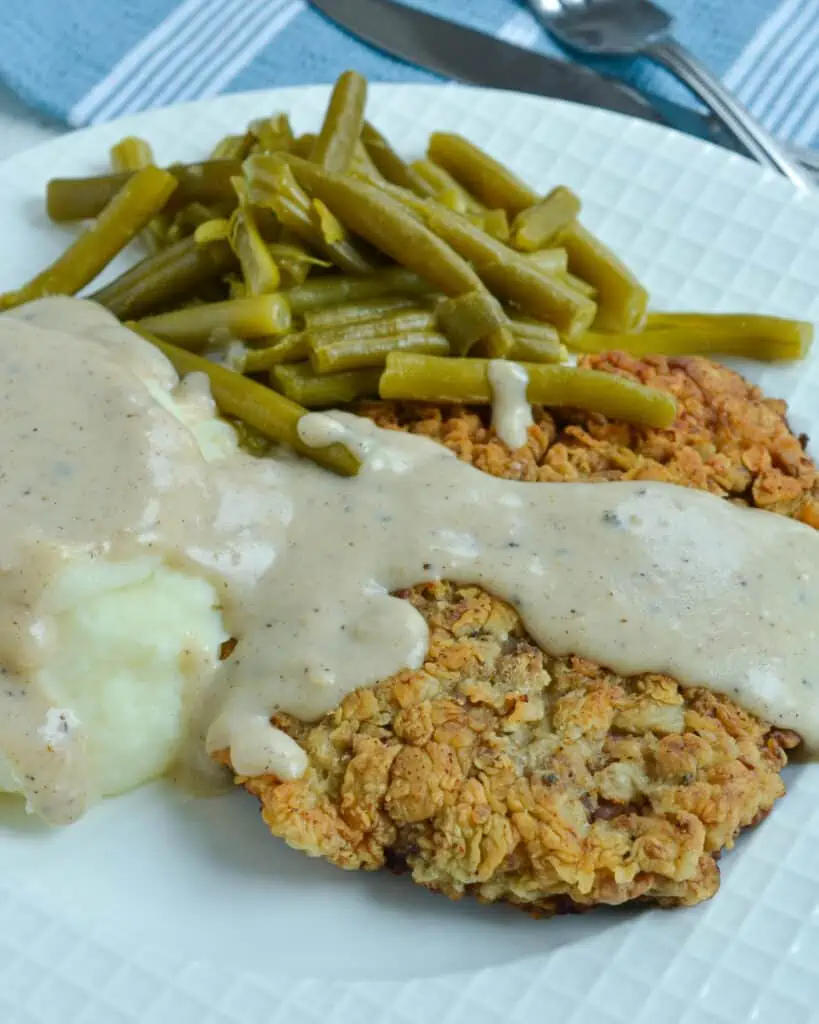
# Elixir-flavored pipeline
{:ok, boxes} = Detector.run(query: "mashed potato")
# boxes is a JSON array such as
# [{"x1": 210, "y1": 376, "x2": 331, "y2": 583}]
[
  {"x1": 0, "y1": 299, "x2": 235, "y2": 809},
  {"x1": 0, "y1": 558, "x2": 227, "y2": 799}
]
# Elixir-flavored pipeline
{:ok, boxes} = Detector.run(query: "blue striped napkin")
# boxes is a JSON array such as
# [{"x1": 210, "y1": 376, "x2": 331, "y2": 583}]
[{"x1": 3, "y1": 0, "x2": 818, "y2": 147}]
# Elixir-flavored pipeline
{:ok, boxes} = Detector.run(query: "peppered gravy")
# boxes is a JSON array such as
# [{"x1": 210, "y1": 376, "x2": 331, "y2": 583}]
[{"x1": 2, "y1": 297, "x2": 818, "y2": 824}]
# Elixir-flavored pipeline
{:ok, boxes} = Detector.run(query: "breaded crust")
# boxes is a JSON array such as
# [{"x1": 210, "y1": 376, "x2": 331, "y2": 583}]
[
  {"x1": 221, "y1": 354, "x2": 808, "y2": 913},
  {"x1": 360, "y1": 352, "x2": 819, "y2": 524}
]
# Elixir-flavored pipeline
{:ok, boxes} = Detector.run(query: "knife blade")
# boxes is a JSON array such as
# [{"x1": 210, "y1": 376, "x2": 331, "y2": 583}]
[{"x1": 309, "y1": 0, "x2": 722, "y2": 143}]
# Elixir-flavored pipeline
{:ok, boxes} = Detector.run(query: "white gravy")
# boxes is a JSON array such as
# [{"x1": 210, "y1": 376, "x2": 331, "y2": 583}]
[
  {"x1": 3, "y1": 297, "x2": 819, "y2": 824},
  {"x1": 488, "y1": 359, "x2": 533, "y2": 448}
]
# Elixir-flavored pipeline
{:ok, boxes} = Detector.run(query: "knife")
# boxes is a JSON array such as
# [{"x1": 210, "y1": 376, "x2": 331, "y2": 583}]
[{"x1": 309, "y1": 0, "x2": 819, "y2": 173}]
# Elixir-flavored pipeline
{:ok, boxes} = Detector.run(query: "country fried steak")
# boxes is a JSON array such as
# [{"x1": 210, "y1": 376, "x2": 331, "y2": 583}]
[{"x1": 219, "y1": 354, "x2": 810, "y2": 913}]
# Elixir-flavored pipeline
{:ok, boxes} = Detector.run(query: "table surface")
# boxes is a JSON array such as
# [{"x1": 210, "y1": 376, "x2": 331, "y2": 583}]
[{"x1": 0, "y1": 83, "x2": 63, "y2": 160}]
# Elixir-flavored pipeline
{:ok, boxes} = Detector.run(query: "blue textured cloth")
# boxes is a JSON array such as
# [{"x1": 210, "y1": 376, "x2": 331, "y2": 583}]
[{"x1": 2, "y1": 0, "x2": 818, "y2": 146}]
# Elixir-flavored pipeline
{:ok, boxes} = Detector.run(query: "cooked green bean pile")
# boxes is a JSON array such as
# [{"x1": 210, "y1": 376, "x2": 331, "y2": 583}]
[{"x1": 3, "y1": 70, "x2": 812, "y2": 472}]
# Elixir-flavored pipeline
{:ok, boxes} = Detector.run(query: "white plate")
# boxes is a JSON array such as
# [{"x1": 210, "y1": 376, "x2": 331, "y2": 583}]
[{"x1": 1, "y1": 84, "x2": 819, "y2": 1024}]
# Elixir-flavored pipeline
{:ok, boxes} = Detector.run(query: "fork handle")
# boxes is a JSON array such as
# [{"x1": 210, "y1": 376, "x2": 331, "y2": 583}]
[{"x1": 645, "y1": 39, "x2": 814, "y2": 191}]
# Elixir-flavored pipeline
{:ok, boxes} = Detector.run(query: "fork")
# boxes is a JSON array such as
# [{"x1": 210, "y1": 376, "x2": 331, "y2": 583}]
[{"x1": 528, "y1": 0, "x2": 815, "y2": 191}]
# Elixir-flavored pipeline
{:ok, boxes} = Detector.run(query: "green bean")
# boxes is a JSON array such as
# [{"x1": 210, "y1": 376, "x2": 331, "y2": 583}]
[
  {"x1": 138, "y1": 294, "x2": 291, "y2": 348},
  {"x1": 524, "y1": 248, "x2": 569, "y2": 275},
  {"x1": 244, "y1": 332, "x2": 308, "y2": 372},
  {"x1": 354, "y1": 176, "x2": 426, "y2": 218},
  {"x1": 427, "y1": 133, "x2": 538, "y2": 216},
  {"x1": 267, "y1": 243, "x2": 330, "y2": 287},
  {"x1": 210, "y1": 133, "x2": 255, "y2": 161},
  {"x1": 230, "y1": 206, "x2": 280, "y2": 294},
  {"x1": 307, "y1": 309, "x2": 437, "y2": 350},
  {"x1": 480, "y1": 329, "x2": 515, "y2": 358},
  {"x1": 562, "y1": 271, "x2": 597, "y2": 298},
  {"x1": 230, "y1": 419, "x2": 272, "y2": 456},
  {"x1": 109, "y1": 136, "x2": 168, "y2": 251},
  {"x1": 409, "y1": 159, "x2": 483, "y2": 215},
  {"x1": 165, "y1": 201, "x2": 234, "y2": 245},
  {"x1": 508, "y1": 317, "x2": 561, "y2": 341},
  {"x1": 435, "y1": 290, "x2": 508, "y2": 355},
  {"x1": 374, "y1": 184, "x2": 573, "y2": 325},
  {"x1": 229, "y1": 178, "x2": 280, "y2": 294},
  {"x1": 418, "y1": 202, "x2": 596, "y2": 337},
  {"x1": 482, "y1": 208, "x2": 510, "y2": 242},
  {"x1": 0, "y1": 166, "x2": 178, "y2": 309},
  {"x1": 283, "y1": 156, "x2": 486, "y2": 297},
  {"x1": 396, "y1": 169, "x2": 509, "y2": 242},
  {"x1": 143, "y1": 161, "x2": 240, "y2": 213},
  {"x1": 483, "y1": 262, "x2": 594, "y2": 337},
  {"x1": 272, "y1": 362, "x2": 381, "y2": 408},
  {"x1": 351, "y1": 140, "x2": 387, "y2": 183},
  {"x1": 177, "y1": 203, "x2": 226, "y2": 238},
  {"x1": 572, "y1": 313, "x2": 813, "y2": 361},
  {"x1": 194, "y1": 217, "x2": 230, "y2": 244},
  {"x1": 360, "y1": 122, "x2": 435, "y2": 197},
  {"x1": 312, "y1": 198, "x2": 345, "y2": 244},
  {"x1": 646, "y1": 312, "x2": 813, "y2": 354},
  {"x1": 380, "y1": 353, "x2": 677, "y2": 427},
  {"x1": 225, "y1": 275, "x2": 246, "y2": 300},
  {"x1": 249, "y1": 113, "x2": 294, "y2": 154},
  {"x1": 509, "y1": 336, "x2": 565, "y2": 363},
  {"x1": 557, "y1": 222, "x2": 648, "y2": 332},
  {"x1": 261, "y1": 192, "x2": 325, "y2": 250},
  {"x1": 91, "y1": 236, "x2": 237, "y2": 320},
  {"x1": 310, "y1": 331, "x2": 450, "y2": 373},
  {"x1": 132, "y1": 329, "x2": 359, "y2": 475},
  {"x1": 291, "y1": 133, "x2": 317, "y2": 158},
  {"x1": 244, "y1": 154, "x2": 379, "y2": 275},
  {"x1": 270, "y1": 261, "x2": 308, "y2": 288},
  {"x1": 253, "y1": 204, "x2": 280, "y2": 241},
  {"x1": 380, "y1": 352, "x2": 486, "y2": 403},
  {"x1": 110, "y1": 136, "x2": 155, "y2": 172},
  {"x1": 511, "y1": 186, "x2": 581, "y2": 252},
  {"x1": 285, "y1": 267, "x2": 433, "y2": 314},
  {"x1": 311, "y1": 71, "x2": 367, "y2": 173},
  {"x1": 244, "y1": 154, "x2": 305, "y2": 210},
  {"x1": 47, "y1": 160, "x2": 240, "y2": 222},
  {"x1": 304, "y1": 295, "x2": 424, "y2": 330},
  {"x1": 508, "y1": 320, "x2": 564, "y2": 363}
]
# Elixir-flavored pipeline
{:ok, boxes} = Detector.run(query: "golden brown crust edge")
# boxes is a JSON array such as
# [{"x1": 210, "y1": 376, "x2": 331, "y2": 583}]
[
  {"x1": 219, "y1": 354, "x2": 807, "y2": 915},
  {"x1": 359, "y1": 351, "x2": 819, "y2": 525}
]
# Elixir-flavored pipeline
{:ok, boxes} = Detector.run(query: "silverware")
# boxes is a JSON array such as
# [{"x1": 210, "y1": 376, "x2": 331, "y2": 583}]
[
  {"x1": 309, "y1": 0, "x2": 817, "y2": 182},
  {"x1": 528, "y1": 0, "x2": 814, "y2": 190},
  {"x1": 311, "y1": 0, "x2": 668, "y2": 125}
]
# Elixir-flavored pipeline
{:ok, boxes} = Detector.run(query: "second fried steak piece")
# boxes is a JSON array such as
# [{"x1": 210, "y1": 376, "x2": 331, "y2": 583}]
[
  {"x1": 237, "y1": 582, "x2": 798, "y2": 912},
  {"x1": 225, "y1": 353, "x2": 807, "y2": 912}
]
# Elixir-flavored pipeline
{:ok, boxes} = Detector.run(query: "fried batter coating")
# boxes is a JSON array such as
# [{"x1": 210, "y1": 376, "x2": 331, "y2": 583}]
[
  {"x1": 223, "y1": 354, "x2": 807, "y2": 913},
  {"x1": 360, "y1": 352, "x2": 819, "y2": 525}
]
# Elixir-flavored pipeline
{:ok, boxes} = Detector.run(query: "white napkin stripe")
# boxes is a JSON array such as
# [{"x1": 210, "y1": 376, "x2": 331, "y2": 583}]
[
  {"x1": 791, "y1": 84, "x2": 819, "y2": 145},
  {"x1": 765, "y1": 23, "x2": 819, "y2": 137},
  {"x1": 124, "y1": 0, "x2": 286, "y2": 117},
  {"x1": 734, "y1": 0, "x2": 817, "y2": 115},
  {"x1": 724, "y1": 0, "x2": 805, "y2": 93},
  {"x1": 68, "y1": 0, "x2": 210, "y2": 126},
  {"x1": 91, "y1": 0, "x2": 254, "y2": 124},
  {"x1": 195, "y1": 1, "x2": 307, "y2": 102}
]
